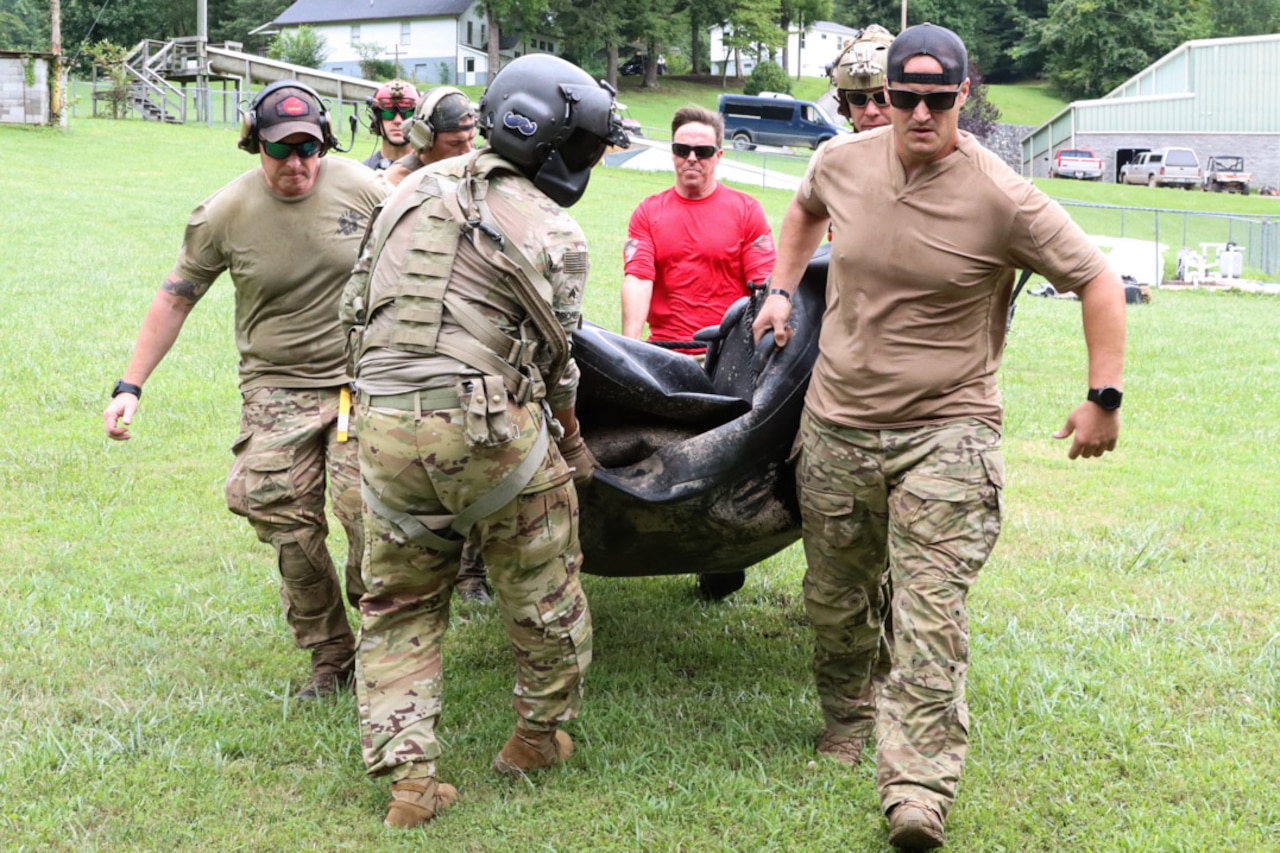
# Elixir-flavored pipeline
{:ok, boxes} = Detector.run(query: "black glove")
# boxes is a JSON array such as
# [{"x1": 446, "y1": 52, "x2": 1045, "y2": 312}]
[{"x1": 557, "y1": 428, "x2": 596, "y2": 486}]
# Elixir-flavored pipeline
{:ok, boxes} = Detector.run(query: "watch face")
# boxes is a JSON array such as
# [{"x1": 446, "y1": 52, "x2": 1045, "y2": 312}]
[{"x1": 1092, "y1": 386, "x2": 1122, "y2": 410}]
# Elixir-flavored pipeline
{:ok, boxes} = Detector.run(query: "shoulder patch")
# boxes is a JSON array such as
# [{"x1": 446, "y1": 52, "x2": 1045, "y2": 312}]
[{"x1": 563, "y1": 251, "x2": 588, "y2": 274}]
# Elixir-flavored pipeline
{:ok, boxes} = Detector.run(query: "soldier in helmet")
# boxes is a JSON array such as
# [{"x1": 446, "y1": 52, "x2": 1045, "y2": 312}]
[
  {"x1": 363, "y1": 79, "x2": 422, "y2": 170},
  {"x1": 341, "y1": 54, "x2": 629, "y2": 828},
  {"x1": 832, "y1": 24, "x2": 896, "y2": 132},
  {"x1": 383, "y1": 87, "x2": 478, "y2": 187}
]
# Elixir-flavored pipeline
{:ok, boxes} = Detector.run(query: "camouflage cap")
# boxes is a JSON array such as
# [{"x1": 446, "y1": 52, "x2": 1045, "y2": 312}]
[
  {"x1": 256, "y1": 86, "x2": 324, "y2": 143},
  {"x1": 834, "y1": 25, "x2": 895, "y2": 91},
  {"x1": 431, "y1": 91, "x2": 477, "y2": 132}
]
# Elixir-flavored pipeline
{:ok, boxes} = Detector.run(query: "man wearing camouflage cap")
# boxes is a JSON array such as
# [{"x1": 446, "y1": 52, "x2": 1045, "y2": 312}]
[
  {"x1": 383, "y1": 87, "x2": 478, "y2": 187},
  {"x1": 104, "y1": 82, "x2": 389, "y2": 700},
  {"x1": 755, "y1": 23, "x2": 1125, "y2": 849},
  {"x1": 363, "y1": 79, "x2": 421, "y2": 170},
  {"x1": 831, "y1": 24, "x2": 895, "y2": 132}
]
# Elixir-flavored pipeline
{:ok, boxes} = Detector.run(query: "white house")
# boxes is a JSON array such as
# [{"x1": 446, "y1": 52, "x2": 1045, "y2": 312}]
[
  {"x1": 267, "y1": 0, "x2": 559, "y2": 85},
  {"x1": 708, "y1": 21, "x2": 860, "y2": 79}
]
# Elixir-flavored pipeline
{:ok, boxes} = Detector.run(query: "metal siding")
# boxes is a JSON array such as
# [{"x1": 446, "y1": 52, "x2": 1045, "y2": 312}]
[{"x1": 1153, "y1": 53, "x2": 1187, "y2": 95}]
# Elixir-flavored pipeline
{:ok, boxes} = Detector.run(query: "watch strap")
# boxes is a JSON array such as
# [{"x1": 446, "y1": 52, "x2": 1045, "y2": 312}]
[{"x1": 112, "y1": 379, "x2": 143, "y2": 400}]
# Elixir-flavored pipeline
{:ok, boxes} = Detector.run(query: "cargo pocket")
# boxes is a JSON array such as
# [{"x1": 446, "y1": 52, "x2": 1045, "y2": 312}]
[
  {"x1": 898, "y1": 474, "x2": 970, "y2": 546},
  {"x1": 798, "y1": 487, "x2": 860, "y2": 548},
  {"x1": 537, "y1": 582, "x2": 591, "y2": 671},
  {"x1": 244, "y1": 446, "x2": 297, "y2": 509}
]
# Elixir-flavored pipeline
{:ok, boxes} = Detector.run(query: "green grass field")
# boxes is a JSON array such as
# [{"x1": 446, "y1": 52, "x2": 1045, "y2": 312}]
[{"x1": 1, "y1": 117, "x2": 1277, "y2": 851}]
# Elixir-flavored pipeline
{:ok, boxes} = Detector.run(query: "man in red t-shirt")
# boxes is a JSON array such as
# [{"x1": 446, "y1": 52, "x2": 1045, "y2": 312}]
[{"x1": 622, "y1": 105, "x2": 775, "y2": 345}]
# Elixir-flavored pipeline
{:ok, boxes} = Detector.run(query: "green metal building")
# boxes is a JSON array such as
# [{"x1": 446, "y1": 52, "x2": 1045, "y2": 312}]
[{"x1": 1021, "y1": 33, "x2": 1280, "y2": 187}]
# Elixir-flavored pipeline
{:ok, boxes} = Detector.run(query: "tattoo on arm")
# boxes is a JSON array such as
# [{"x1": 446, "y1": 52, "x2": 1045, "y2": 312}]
[{"x1": 162, "y1": 277, "x2": 211, "y2": 302}]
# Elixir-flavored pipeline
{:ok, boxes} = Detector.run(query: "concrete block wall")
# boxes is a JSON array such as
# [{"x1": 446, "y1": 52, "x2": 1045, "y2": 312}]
[{"x1": 0, "y1": 56, "x2": 50, "y2": 124}]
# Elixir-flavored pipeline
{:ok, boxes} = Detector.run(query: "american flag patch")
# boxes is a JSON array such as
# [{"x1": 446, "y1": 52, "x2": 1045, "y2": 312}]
[{"x1": 563, "y1": 251, "x2": 588, "y2": 273}]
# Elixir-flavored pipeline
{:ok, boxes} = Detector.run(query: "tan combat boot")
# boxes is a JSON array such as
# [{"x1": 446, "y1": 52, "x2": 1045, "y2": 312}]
[
  {"x1": 815, "y1": 728, "x2": 866, "y2": 766},
  {"x1": 887, "y1": 800, "x2": 945, "y2": 850},
  {"x1": 384, "y1": 775, "x2": 459, "y2": 829},
  {"x1": 492, "y1": 725, "x2": 574, "y2": 776}
]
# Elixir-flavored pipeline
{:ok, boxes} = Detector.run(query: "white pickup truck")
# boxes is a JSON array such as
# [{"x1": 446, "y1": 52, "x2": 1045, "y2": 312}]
[
  {"x1": 1049, "y1": 148, "x2": 1104, "y2": 181},
  {"x1": 1119, "y1": 147, "x2": 1201, "y2": 189}
]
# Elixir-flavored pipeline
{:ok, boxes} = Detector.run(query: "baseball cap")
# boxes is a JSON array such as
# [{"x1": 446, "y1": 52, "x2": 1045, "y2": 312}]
[
  {"x1": 432, "y1": 92, "x2": 477, "y2": 132},
  {"x1": 257, "y1": 85, "x2": 325, "y2": 144},
  {"x1": 886, "y1": 23, "x2": 968, "y2": 86}
]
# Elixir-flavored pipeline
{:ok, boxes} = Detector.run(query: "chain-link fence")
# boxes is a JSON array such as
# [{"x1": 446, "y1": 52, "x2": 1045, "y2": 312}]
[{"x1": 1045, "y1": 200, "x2": 1277, "y2": 282}]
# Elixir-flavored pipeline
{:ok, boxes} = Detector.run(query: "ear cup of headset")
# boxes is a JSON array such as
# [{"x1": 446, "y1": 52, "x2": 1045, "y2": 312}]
[
  {"x1": 402, "y1": 87, "x2": 465, "y2": 154},
  {"x1": 239, "y1": 80, "x2": 336, "y2": 155}
]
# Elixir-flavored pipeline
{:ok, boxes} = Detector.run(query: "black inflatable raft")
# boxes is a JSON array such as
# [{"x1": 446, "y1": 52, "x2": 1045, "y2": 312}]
[{"x1": 573, "y1": 245, "x2": 828, "y2": 596}]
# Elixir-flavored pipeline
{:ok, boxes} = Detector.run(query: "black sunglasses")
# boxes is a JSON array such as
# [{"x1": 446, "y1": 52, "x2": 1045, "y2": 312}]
[
  {"x1": 845, "y1": 90, "x2": 888, "y2": 108},
  {"x1": 378, "y1": 106, "x2": 415, "y2": 120},
  {"x1": 885, "y1": 87, "x2": 963, "y2": 113},
  {"x1": 671, "y1": 143, "x2": 720, "y2": 160},
  {"x1": 262, "y1": 139, "x2": 322, "y2": 160}
]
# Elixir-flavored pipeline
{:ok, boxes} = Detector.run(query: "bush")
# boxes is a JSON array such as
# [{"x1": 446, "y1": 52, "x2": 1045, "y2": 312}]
[
  {"x1": 268, "y1": 26, "x2": 329, "y2": 69},
  {"x1": 744, "y1": 61, "x2": 789, "y2": 96}
]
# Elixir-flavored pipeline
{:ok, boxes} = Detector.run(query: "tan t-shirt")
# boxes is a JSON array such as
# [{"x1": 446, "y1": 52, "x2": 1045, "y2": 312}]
[
  {"x1": 352, "y1": 153, "x2": 588, "y2": 412},
  {"x1": 173, "y1": 156, "x2": 388, "y2": 390},
  {"x1": 795, "y1": 127, "x2": 1109, "y2": 429}
]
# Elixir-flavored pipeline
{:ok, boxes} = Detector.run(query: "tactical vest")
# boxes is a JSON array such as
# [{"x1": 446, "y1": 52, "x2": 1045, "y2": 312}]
[{"x1": 348, "y1": 151, "x2": 570, "y2": 407}]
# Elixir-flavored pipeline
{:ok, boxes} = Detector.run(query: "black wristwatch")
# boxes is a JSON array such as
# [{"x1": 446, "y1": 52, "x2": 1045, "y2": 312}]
[
  {"x1": 111, "y1": 379, "x2": 143, "y2": 400},
  {"x1": 1087, "y1": 385, "x2": 1122, "y2": 411}
]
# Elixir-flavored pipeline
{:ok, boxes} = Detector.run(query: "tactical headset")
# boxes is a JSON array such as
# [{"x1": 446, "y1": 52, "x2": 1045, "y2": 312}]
[
  {"x1": 402, "y1": 86, "x2": 471, "y2": 153},
  {"x1": 238, "y1": 80, "x2": 340, "y2": 155}
]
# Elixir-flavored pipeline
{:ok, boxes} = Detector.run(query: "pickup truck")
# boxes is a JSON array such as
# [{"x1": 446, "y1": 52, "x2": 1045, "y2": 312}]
[
  {"x1": 1049, "y1": 148, "x2": 1104, "y2": 181},
  {"x1": 1202, "y1": 155, "x2": 1251, "y2": 194},
  {"x1": 1119, "y1": 147, "x2": 1201, "y2": 189}
]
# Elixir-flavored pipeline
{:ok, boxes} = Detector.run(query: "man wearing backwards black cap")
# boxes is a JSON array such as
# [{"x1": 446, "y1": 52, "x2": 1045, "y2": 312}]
[
  {"x1": 104, "y1": 82, "x2": 389, "y2": 701},
  {"x1": 754, "y1": 23, "x2": 1125, "y2": 850},
  {"x1": 383, "y1": 88, "x2": 479, "y2": 187}
]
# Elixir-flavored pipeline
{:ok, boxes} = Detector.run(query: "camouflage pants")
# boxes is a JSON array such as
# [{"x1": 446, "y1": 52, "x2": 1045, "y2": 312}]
[
  {"x1": 796, "y1": 409, "x2": 1003, "y2": 819},
  {"x1": 225, "y1": 386, "x2": 362, "y2": 674},
  {"x1": 355, "y1": 399, "x2": 592, "y2": 780}
]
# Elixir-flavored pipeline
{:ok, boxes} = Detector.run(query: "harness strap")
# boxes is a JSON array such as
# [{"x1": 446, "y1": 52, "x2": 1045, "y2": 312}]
[{"x1": 360, "y1": 416, "x2": 551, "y2": 554}]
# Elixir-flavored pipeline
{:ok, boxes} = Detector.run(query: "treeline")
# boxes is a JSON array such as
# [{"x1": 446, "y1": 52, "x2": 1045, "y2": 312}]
[{"x1": 2, "y1": 0, "x2": 1278, "y2": 99}]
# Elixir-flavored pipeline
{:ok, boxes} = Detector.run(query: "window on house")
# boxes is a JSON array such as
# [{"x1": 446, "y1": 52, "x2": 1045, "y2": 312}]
[
  {"x1": 468, "y1": 21, "x2": 473, "y2": 44},
  {"x1": 401, "y1": 23, "x2": 410, "y2": 45},
  {"x1": 351, "y1": 25, "x2": 360, "y2": 43},
  {"x1": 414, "y1": 64, "x2": 428, "y2": 78},
  {"x1": 480, "y1": 24, "x2": 486, "y2": 44},
  {"x1": 465, "y1": 58, "x2": 475, "y2": 72},
  {"x1": 548, "y1": 41, "x2": 554, "y2": 53}
]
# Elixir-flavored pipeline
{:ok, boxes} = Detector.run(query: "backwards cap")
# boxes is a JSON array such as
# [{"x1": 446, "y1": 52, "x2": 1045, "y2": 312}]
[
  {"x1": 886, "y1": 23, "x2": 968, "y2": 86},
  {"x1": 257, "y1": 86, "x2": 324, "y2": 144}
]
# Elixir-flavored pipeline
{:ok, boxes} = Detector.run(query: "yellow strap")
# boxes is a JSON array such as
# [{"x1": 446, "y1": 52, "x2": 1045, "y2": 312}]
[{"x1": 337, "y1": 385, "x2": 351, "y2": 443}]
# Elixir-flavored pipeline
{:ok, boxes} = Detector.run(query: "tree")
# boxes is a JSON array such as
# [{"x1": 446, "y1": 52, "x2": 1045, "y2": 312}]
[
  {"x1": 958, "y1": 60, "x2": 999, "y2": 137},
  {"x1": 719, "y1": 0, "x2": 784, "y2": 83},
  {"x1": 267, "y1": 26, "x2": 329, "y2": 69},
  {"x1": 621, "y1": 0, "x2": 682, "y2": 88},
  {"x1": 744, "y1": 59, "x2": 789, "y2": 94},
  {"x1": 86, "y1": 39, "x2": 131, "y2": 119},
  {"x1": 1030, "y1": 0, "x2": 1200, "y2": 99},
  {"x1": 556, "y1": 0, "x2": 628, "y2": 87},
  {"x1": 211, "y1": 0, "x2": 293, "y2": 53},
  {"x1": 777, "y1": 0, "x2": 830, "y2": 78}
]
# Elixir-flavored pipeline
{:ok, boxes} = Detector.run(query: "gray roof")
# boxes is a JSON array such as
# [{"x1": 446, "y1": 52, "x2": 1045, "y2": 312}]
[{"x1": 274, "y1": 0, "x2": 473, "y2": 26}]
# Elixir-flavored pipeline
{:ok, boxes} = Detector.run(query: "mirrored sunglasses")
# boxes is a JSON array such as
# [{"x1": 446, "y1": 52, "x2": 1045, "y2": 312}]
[
  {"x1": 885, "y1": 87, "x2": 963, "y2": 113},
  {"x1": 262, "y1": 139, "x2": 322, "y2": 160},
  {"x1": 379, "y1": 106, "x2": 415, "y2": 120},
  {"x1": 671, "y1": 143, "x2": 720, "y2": 160},
  {"x1": 845, "y1": 90, "x2": 888, "y2": 108}
]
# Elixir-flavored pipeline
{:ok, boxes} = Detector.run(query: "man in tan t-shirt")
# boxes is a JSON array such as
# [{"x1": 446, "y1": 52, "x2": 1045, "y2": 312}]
[
  {"x1": 753, "y1": 24, "x2": 1125, "y2": 850},
  {"x1": 103, "y1": 82, "x2": 389, "y2": 701}
]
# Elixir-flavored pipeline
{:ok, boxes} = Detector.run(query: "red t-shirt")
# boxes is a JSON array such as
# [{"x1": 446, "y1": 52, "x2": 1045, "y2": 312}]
[{"x1": 624, "y1": 184, "x2": 775, "y2": 343}]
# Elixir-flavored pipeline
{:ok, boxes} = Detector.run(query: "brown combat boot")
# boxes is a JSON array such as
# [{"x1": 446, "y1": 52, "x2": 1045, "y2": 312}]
[
  {"x1": 815, "y1": 729, "x2": 866, "y2": 766},
  {"x1": 887, "y1": 800, "x2": 945, "y2": 850},
  {"x1": 492, "y1": 726, "x2": 574, "y2": 776},
  {"x1": 295, "y1": 663, "x2": 354, "y2": 701},
  {"x1": 384, "y1": 776, "x2": 459, "y2": 829}
]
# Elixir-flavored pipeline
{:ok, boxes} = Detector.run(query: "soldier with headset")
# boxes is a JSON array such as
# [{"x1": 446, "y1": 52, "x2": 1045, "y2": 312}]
[
  {"x1": 363, "y1": 79, "x2": 421, "y2": 170},
  {"x1": 382, "y1": 86, "x2": 478, "y2": 187},
  {"x1": 340, "y1": 54, "x2": 628, "y2": 828},
  {"x1": 103, "y1": 81, "x2": 389, "y2": 701}
]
